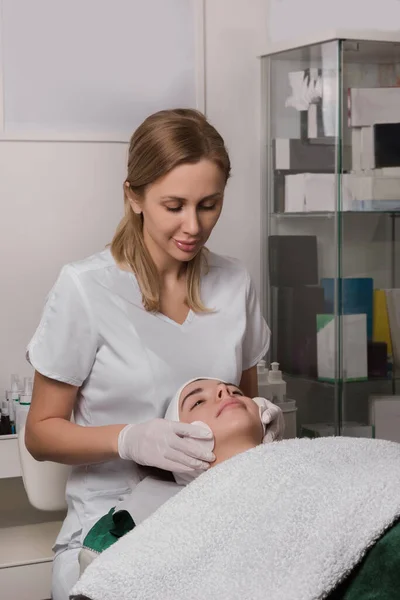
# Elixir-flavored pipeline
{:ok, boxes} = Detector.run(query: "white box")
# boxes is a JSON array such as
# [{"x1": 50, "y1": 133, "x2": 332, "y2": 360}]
[
  {"x1": 369, "y1": 396, "x2": 400, "y2": 443},
  {"x1": 284, "y1": 173, "x2": 354, "y2": 212},
  {"x1": 360, "y1": 126, "x2": 375, "y2": 170},
  {"x1": 284, "y1": 173, "x2": 307, "y2": 212},
  {"x1": 381, "y1": 167, "x2": 400, "y2": 176},
  {"x1": 317, "y1": 314, "x2": 368, "y2": 382},
  {"x1": 351, "y1": 127, "x2": 362, "y2": 171},
  {"x1": 350, "y1": 87, "x2": 400, "y2": 127},
  {"x1": 351, "y1": 174, "x2": 400, "y2": 201},
  {"x1": 352, "y1": 126, "x2": 376, "y2": 171},
  {"x1": 274, "y1": 139, "x2": 291, "y2": 170}
]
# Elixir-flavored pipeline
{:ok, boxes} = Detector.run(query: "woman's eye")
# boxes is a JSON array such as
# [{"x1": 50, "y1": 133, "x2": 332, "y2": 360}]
[
  {"x1": 191, "y1": 399, "x2": 204, "y2": 410},
  {"x1": 166, "y1": 206, "x2": 182, "y2": 213},
  {"x1": 199, "y1": 204, "x2": 217, "y2": 211}
]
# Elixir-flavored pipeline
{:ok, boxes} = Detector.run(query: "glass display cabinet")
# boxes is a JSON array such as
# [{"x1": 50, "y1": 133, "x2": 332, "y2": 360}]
[{"x1": 261, "y1": 32, "x2": 400, "y2": 440}]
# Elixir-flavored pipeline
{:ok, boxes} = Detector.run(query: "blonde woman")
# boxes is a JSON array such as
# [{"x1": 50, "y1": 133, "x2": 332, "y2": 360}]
[{"x1": 25, "y1": 109, "x2": 269, "y2": 600}]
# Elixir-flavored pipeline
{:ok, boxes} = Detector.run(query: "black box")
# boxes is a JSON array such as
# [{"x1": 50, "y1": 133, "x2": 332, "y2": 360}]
[
  {"x1": 268, "y1": 235, "x2": 318, "y2": 287},
  {"x1": 374, "y1": 123, "x2": 400, "y2": 168},
  {"x1": 367, "y1": 341, "x2": 388, "y2": 378},
  {"x1": 274, "y1": 286, "x2": 325, "y2": 378}
]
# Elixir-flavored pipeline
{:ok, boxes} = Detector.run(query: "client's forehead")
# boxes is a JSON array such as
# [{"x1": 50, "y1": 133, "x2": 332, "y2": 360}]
[{"x1": 179, "y1": 379, "x2": 241, "y2": 407}]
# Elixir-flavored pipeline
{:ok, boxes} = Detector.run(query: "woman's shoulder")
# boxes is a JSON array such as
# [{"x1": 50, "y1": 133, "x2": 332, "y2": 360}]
[
  {"x1": 207, "y1": 251, "x2": 249, "y2": 277},
  {"x1": 205, "y1": 251, "x2": 250, "y2": 289},
  {"x1": 53, "y1": 248, "x2": 121, "y2": 296},
  {"x1": 65, "y1": 248, "x2": 115, "y2": 277}
]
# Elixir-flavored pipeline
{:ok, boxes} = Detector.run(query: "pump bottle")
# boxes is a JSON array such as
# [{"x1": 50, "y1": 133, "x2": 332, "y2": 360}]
[
  {"x1": 16, "y1": 378, "x2": 32, "y2": 434},
  {"x1": 0, "y1": 402, "x2": 12, "y2": 435}
]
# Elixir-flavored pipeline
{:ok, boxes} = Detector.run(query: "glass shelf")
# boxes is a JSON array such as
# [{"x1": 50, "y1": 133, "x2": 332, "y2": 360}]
[
  {"x1": 272, "y1": 211, "x2": 400, "y2": 217},
  {"x1": 262, "y1": 35, "x2": 400, "y2": 441},
  {"x1": 283, "y1": 372, "x2": 400, "y2": 385}
]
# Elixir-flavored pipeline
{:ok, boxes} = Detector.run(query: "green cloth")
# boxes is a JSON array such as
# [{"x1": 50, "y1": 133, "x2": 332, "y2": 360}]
[
  {"x1": 83, "y1": 508, "x2": 135, "y2": 554},
  {"x1": 328, "y1": 520, "x2": 400, "y2": 599}
]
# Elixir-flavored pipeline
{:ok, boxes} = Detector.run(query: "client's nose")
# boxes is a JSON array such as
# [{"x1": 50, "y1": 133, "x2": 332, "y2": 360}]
[{"x1": 216, "y1": 382, "x2": 232, "y2": 401}]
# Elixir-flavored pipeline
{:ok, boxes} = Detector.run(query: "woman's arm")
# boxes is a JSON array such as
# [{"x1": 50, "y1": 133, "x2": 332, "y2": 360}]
[
  {"x1": 25, "y1": 372, "x2": 125, "y2": 465},
  {"x1": 239, "y1": 365, "x2": 259, "y2": 398}
]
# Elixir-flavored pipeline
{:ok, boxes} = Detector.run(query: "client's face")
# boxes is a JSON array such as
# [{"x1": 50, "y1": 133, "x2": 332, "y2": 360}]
[{"x1": 179, "y1": 379, "x2": 263, "y2": 446}]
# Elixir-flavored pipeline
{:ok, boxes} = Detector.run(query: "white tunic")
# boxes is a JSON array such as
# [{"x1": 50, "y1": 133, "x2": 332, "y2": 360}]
[{"x1": 27, "y1": 248, "x2": 269, "y2": 553}]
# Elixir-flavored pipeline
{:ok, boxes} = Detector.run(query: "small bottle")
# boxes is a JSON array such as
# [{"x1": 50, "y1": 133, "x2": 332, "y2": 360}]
[
  {"x1": 16, "y1": 378, "x2": 32, "y2": 434},
  {"x1": 11, "y1": 373, "x2": 23, "y2": 396},
  {"x1": 5, "y1": 394, "x2": 16, "y2": 434},
  {"x1": 9, "y1": 380, "x2": 20, "y2": 424},
  {"x1": 257, "y1": 360, "x2": 272, "y2": 400},
  {"x1": 276, "y1": 398, "x2": 297, "y2": 438},
  {"x1": 267, "y1": 362, "x2": 287, "y2": 404},
  {"x1": 0, "y1": 402, "x2": 12, "y2": 436}
]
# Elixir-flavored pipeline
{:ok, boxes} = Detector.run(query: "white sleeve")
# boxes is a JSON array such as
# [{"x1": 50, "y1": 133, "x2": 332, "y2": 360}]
[
  {"x1": 27, "y1": 265, "x2": 97, "y2": 386},
  {"x1": 242, "y1": 272, "x2": 270, "y2": 371}
]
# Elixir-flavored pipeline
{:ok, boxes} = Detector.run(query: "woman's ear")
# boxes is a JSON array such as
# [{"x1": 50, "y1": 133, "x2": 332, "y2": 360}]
[{"x1": 124, "y1": 181, "x2": 142, "y2": 215}]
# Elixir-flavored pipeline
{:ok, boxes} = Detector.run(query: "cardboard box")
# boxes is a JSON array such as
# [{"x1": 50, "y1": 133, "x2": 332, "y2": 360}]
[{"x1": 349, "y1": 87, "x2": 400, "y2": 127}]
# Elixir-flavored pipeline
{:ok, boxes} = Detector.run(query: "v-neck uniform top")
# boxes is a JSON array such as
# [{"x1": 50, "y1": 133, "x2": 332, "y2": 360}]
[{"x1": 26, "y1": 248, "x2": 269, "y2": 553}]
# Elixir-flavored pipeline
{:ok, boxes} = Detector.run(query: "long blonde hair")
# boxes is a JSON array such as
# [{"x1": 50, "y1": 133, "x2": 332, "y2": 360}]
[{"x1": 111, "y1": 109, "x2": 231, "y2": 312}]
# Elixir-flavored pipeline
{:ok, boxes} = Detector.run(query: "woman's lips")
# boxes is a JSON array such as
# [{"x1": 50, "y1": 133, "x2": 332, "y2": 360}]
[
  {"x1": 173, "y1": 239, "x2": 199, "y2": 253},
  {"x1": 216, "y1": 399, "x2": 244, "y2": 417}
]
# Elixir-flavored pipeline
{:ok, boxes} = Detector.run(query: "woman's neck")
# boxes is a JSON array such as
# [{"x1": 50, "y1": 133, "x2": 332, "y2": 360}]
[
  {"x1": 143, "y1": 230, "x2": 186, "y2": 281},
  {"x1": 211, "y1": 437, "x2": 260, "y2": 468}
]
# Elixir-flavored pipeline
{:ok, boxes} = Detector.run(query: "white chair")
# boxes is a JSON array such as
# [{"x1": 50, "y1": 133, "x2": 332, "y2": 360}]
[{"x1": 18, "y1": 426, "x2": 71, "y2": 511}]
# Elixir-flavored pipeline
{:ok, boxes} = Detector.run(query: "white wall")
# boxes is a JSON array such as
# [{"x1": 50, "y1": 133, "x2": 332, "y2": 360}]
[
  {"x1": 1, "y1": 0, "x2": 196, "y2": 140},
  {"x1": 0, "y1": 142, "x2": 128, "y2": 394},
  {"x1": 204, "y1": 0, "x2": 268, "y2": 296},
  {"x1": 0, "y1": 0, "x2": 200, "y2": 398},
  {"x1": 267, "y1": 0, "x2": 400, "y2": 44},
  {"x1": 0, "y1": 0, "x2": 269, "y2": 396}
]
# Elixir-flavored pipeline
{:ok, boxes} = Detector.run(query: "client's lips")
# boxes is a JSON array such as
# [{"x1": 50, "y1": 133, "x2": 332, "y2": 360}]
[{"x1": 216, "y1": 399, "x2": 245, "y2": 417}]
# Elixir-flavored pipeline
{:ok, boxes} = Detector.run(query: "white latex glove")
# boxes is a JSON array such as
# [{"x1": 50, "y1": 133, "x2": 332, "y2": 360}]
[
  {"x1": 253, "y1": 397, "x2": 285, "y2": 443},
  {"x1": 118, "y1": 419, "x2": 215, "y2": 473}
]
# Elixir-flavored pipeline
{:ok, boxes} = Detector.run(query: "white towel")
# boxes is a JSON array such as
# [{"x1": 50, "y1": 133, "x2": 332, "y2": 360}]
[{"x1": 71, "y1": 437, "x2": 400, "y2": 600}]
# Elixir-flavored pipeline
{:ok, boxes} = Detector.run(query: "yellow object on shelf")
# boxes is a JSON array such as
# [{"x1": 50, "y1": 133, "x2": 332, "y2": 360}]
[{"x1": 373, "y1": 290, "x2": 392, "y2": 355}]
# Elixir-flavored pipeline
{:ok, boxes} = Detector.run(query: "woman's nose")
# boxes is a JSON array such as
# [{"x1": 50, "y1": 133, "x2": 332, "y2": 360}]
[{"x1": 182, "y1": 209, "x2": 200, "y2": 236}]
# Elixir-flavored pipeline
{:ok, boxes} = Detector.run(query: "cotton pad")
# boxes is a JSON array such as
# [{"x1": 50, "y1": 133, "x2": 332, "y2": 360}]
[
  {"x1": 165, "y1": 377, "x2": 222, "y2": 485},
  {"x1": 173, "y1": 420, "x2": 215, "y2": 486}
]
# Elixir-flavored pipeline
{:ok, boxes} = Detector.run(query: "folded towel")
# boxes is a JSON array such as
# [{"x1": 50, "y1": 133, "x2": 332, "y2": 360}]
[{"x1": 71, "y1": 437, "x2": 400, "y2": 600}]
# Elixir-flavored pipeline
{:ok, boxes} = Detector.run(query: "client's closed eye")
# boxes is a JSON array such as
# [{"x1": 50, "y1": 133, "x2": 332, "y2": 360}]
[{"x1": 191, "y1": 399, "x2": 205, "y2": 410}]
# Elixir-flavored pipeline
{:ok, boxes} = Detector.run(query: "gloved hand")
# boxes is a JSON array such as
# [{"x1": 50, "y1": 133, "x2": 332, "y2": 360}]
[
  {"x1": 253, "y1": 397, "x2": 285, "y2": 443},
  {"x1": 118, "y1": 419, "x2": 215, "y2": 473}
]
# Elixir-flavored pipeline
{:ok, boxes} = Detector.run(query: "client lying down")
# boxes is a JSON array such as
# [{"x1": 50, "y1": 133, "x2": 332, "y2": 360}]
[
  {"x1": 78, "y1": 379, "x2": 283, "y2": 568},
  {"x1": 72, "y1": 380, "x2": 400, "y2": 600}
]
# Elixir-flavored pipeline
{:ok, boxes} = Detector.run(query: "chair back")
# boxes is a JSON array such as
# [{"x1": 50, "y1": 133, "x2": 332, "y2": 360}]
[{"x1": 18, "y1": 426, "x2": 70, "y2": 511}]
